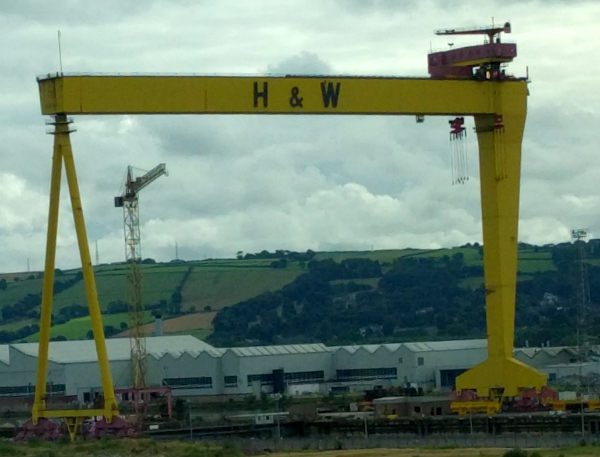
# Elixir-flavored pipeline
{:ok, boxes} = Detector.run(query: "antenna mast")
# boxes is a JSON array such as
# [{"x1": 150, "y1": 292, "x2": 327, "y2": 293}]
[{"x1": 57, "y1": 30, "x2": 63, "y2": 75}]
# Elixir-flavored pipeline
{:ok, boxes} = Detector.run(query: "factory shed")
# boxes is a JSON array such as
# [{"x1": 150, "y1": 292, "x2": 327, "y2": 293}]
[
  {"x1": 514, "y1": 347, "x2": 579, "y2": 368},
  {"x1": 329, "y1": 344, "x2": 402, "y2": 392},
  {"x1": 221, "y1": 344, "x2": 331, "y2": 396},
  {"x1": 397, "y1": 340, "x2": 488, "y2": 390},
  {"x1": 0, "y1": 335, "x2": 587, "y2": 405},
  {"x1": 0, "y1": 335, "x2": 217, "y2": 401}
]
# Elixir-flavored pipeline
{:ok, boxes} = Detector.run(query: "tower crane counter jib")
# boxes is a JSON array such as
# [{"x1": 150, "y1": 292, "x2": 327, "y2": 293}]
[
  {"x1": 429, "y1": 22, "x2": 516, "y2": 80},
  {"x1": 31, "y1": 22, "x2": 545, "y2": 439}
]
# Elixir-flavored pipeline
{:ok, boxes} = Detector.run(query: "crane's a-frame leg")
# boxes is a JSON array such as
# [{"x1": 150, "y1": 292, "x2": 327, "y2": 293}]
[
  {"x1": 32, "y1": 114, "x2": 119, "y2": 435},
  {"x1": 61, "y1": 119, "x2": 119, "y2": 419},
  {"x1": 456, "y1": 87, "x2": 546, "y2": 399},
  {"x1": 32, "y1": 116, "x2": 65, "y2": 423}
]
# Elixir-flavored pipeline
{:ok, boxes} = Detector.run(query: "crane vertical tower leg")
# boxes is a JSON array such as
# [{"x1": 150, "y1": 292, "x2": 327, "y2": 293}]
[
  {"x1": 124, "y1": 198, "x2": 146, "y2": 389},
  {"x1": 456, "y1": 88, "x2": 546, "y2": 399},
  {"x1": 32, "y1": 116, "x2": 65, "y2": 423},
  {"x1": 62, "y1": 121, "x2": 119, "y2": 418},
  {"x1": 32, "y1": 114, "x2": 119, "y2": 437}
]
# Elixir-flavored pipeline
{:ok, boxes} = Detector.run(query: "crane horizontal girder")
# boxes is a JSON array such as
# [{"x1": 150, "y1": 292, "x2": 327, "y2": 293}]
[
  {"x1": 129, "y1": 163, "x2": 167, "y2": 194},
  {"x1": 36, "y1": 75, "x2": 520, "y2": 116}
]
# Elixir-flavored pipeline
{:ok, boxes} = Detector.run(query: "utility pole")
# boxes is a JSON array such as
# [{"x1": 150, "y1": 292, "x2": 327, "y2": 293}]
[{"x1": 572, "y1": 228, "x2": 588, "y2": 438}]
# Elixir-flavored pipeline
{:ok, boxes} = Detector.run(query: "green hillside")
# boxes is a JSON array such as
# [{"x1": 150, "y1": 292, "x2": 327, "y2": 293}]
[
  {"x1": 0, "y1": 244, "x2": 562, "y2": 344},
  {"x1": 181, "y1": 266, "x2": 303, "y2": 312}
]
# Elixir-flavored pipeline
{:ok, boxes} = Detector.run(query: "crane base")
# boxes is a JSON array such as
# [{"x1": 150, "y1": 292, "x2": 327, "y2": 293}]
[{"x1": 456, "y1": 356, "x2": 547, "y2": 398}]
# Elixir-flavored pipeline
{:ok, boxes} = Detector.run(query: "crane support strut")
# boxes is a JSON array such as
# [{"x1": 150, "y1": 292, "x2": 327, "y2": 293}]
[
  {"x1": 33, "y1": 114, "x2": 119, "y2": 428},
  {"x1": 34, "y1": 52, "x2": 545, "y2": 430}
]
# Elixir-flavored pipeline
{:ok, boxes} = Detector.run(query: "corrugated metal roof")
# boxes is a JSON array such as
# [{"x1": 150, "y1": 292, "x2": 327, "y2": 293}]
[
  {"x1": 11, "y1": 335, "x2": 221, "y2": 364},
  {"x1": 329, "y1": 343, "x2": 402, "y2": 355},
  {"x1": 515, "y1": 347, "x2": 577, "y2": 358},
  {"x1": 228, "y1": 344, "x2": 328, "y2": 357},
  {"x1": 0, "y1": 346, "x2": 9, "y2": 365},
  {"x1": 402, "y1": 339, "x2": 487, "y2": 352}
]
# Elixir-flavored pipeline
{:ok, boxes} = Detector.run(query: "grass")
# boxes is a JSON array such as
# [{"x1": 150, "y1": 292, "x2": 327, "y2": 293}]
[
  {"x1": 1, "y1": 442, "x2": 598, "y2": 457},
  {"x1": 116, "y1": 311, "x2": 216, "y2": 338},
  {"x1": 181, "y1": 266, "x2": 302, "y2": 311},
  {"x1": 0, "y1": 439, "x2": 241, "y2": 457},
  {"x1": 0, "y1": 246, "x2": 563, "y2": 342},
  {"x1": 172, "y1": 327, "x2": 213, "y2": 340},
  {"x1": 314, "y1": 249, "x2": 427, "y2": 263},
  {"x1": 23, "y1": 311, "x2": 154, "y2": 342},
  {"x1": 0, "y1": 318, "x2": 38, "y2": 333},
  {"x1": 518, "y1": 259, "x2": 555, "y2": 273},
  {"x1": 414, "y1": 246, "x2": 482, "y2": 264},
  {"x1": 51, "y1": 268, "x2": 185, "y2": 314},
  {"x1": 0, "y1": 278, "x2": 44, "y2": 306}
]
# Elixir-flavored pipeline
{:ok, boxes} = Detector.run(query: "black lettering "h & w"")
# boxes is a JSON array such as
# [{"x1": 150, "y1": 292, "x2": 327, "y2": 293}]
[{"x1": 321, "y1": 82, "x2": 341, "y2": 108}]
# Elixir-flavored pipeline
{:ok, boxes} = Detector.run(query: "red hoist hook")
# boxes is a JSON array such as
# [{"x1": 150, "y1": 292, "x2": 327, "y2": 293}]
[{"x1": 449, "y1": 117, "x2": 468, "y2": 185}]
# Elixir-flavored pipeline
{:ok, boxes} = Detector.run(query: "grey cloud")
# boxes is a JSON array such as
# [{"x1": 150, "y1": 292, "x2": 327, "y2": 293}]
[
  {"x1": 0, "y1": 1, "x2": 150, "y2": 25},
  {"x1": 1, "y1": 0, "x2": 599, "y2": 271},
  {"x1": 267, "y1": 52, "x2": 333, "y2": 75},
  {"x1": 336, "y1": 0, "x2": 420, "y2": 13}
]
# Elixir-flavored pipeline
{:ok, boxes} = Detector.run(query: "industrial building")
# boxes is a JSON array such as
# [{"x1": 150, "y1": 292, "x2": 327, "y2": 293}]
[{"x1": 0, "y1": 335, "x2": 594, "y2": 405}]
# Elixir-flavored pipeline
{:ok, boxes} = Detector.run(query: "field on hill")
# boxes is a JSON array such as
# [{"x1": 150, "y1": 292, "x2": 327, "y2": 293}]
[
  {"x1": 116, "y1": 311, "x2": 216, "y2": 338},
  {"x1": 181, "y1": 265, "x2": 303, "y2": 312},
  {"x1": 24, "y1": 311, "x2": 155, "y2": 342},
  {"x1": 54, "y1": 265, "x2": 188, "y2": 313},
  {"x1": 0, "y1": 245, "x2": 560, "y2": 343}
]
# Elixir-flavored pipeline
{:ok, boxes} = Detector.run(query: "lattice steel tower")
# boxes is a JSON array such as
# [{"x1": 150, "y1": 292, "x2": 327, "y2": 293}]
[{"x1": 115, "y1": 164, "x2": 167, "y2": 389}]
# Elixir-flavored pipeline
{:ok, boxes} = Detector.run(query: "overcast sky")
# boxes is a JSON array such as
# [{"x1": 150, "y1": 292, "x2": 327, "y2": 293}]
[{"x1": 0, "y1": 0, "x2": 599, "y2": 272}]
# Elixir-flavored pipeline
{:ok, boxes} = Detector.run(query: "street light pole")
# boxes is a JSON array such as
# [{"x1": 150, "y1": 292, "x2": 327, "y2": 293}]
[{"x1": 188, "y1": 401, "x2": 193, "y2": 440}]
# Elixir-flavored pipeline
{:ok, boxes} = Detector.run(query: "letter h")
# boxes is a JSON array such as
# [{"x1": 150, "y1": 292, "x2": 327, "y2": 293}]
[{"x1": 253, "y1": 82, "x2": 268, "y2": 108}]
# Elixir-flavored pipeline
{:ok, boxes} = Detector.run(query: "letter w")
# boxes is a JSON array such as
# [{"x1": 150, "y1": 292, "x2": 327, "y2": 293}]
[{"x1": 320, "y1": 82, "x2": 341, "y2": 108}]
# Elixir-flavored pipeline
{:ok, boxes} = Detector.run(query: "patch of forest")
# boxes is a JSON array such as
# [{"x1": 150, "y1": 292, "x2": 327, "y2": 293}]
[{"x1": 209, "y1": 241, "x2": 600, "y2": 348}]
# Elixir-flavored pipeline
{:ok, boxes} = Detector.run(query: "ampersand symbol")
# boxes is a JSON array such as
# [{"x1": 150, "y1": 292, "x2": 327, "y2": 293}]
[{"x1": 289, "y1": 87, "x2": 303, "y2": 108}]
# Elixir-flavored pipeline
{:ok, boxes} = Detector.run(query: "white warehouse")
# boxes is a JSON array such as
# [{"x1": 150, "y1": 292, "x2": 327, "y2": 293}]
[{"x1": 0, "y1": 335, "x2": 590, "y2": 403}]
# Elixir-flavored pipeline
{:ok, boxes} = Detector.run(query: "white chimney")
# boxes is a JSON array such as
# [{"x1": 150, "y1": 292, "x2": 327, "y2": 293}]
[{"x1": 154, "y1": 315, "x2": 163, "y2": 336}]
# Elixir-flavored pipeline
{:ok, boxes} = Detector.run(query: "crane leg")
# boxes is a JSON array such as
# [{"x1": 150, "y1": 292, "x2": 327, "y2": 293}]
[
  {"x1": 59, "y1": 116, "x2": 119, "y2": 420},
  {"x1": 456, "y1": 96, "x2": 546, "y2": 398},
  {"x1": 32, "y1": 116, "x2": 65, "y2": 423}
]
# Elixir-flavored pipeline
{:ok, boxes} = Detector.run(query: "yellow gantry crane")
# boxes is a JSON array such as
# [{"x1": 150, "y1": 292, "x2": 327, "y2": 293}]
[
  {"x1": 114, "y1": 164, "x2": 168, "y2": 391},
  {"x1": 32, "y1": 23, "x2": 546, "y2": 437}
]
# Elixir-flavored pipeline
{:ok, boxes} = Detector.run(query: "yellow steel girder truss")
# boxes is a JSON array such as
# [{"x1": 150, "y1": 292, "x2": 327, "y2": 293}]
[{"x1": 34, "y1": 74, "x2": 546, "y2": 428}]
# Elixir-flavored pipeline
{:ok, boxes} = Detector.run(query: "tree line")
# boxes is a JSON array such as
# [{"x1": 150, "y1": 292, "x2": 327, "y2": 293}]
[{"x1": 209, "y1": 243, "x2": 600, "y2": 348}]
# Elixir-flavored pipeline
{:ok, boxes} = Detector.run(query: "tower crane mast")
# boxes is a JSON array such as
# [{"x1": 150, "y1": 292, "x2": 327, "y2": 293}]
[{"x1": 115, "y1": 163, "x2": 167, "y2": 390}]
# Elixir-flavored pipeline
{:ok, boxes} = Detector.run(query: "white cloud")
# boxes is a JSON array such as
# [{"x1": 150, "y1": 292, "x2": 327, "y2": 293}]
[{"x1": 0, "y1": 0, "x2": 599, "y2": 271}]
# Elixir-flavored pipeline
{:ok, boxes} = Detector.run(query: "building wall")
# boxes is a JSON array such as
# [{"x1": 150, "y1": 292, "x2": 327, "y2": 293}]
[
  {"x1": 0, "y1": 349, "x2": 65, "y2": 392},
  {"x1": 0, "y1": 339, "x2": 587, "y2": 402},
  {"x1": 147, "y1": 352, "x2": 221, "y2": 396},
  {"x1": 236, "y1": 351, "x2": 332, "y2": 395},
  {"x1": 332, "y1": 346, "x2": 405, "y2": 387},
  {"x1": 374, "y1": 397, "x2": 452, "y2": 418},
  {"x1": 65, "y1": 360, "x2": 131, "y2": 400},
  {"x1": 398, "y1": 346, "x2": 487, "y2": 388}
]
